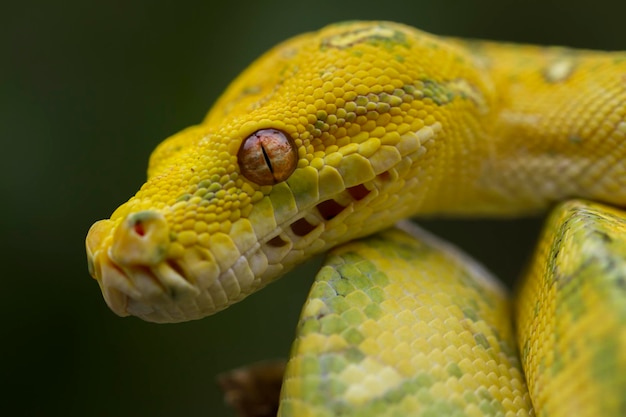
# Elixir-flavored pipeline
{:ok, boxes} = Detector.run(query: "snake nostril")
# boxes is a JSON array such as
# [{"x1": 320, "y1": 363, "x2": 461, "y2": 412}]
[
  {"x1": 111, "y1": 210, "x2": 170, "y2": 266},
  {"x1": 133, "y1": 221, "x2": 146, "y2": 237}
]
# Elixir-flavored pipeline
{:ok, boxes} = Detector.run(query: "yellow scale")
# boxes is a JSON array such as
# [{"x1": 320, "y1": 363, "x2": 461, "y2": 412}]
[{"x1": 86, "y1": 21, "x2": 626, "y2": 416}]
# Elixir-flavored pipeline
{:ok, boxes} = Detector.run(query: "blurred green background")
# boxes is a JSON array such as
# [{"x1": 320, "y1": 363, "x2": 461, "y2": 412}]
[{"x1": 3, "y1": 0, "x2": 625, "y2": 415}]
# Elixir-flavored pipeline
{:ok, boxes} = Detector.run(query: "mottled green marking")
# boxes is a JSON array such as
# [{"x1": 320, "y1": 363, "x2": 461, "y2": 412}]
[
  {"x1": 321, "y1": 25, "x2": 408, "y2": 50},
  {"x1": 281, "y1": 227, "x2": 532, "y2": 416},
  {"x1": 474, "y1": 333, "x2": 491, "y2": 350},
  {"x1": 446, "y1": 363, "x2": 463, "y2": 378},
  {"x1": 516, "y1": 200, "x2": 626, "y2": 417}
]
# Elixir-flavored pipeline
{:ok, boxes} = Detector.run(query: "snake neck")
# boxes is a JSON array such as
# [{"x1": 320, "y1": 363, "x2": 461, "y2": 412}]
[{"x1": 425, "y1": 39, "x2": 626, "y2": 217}]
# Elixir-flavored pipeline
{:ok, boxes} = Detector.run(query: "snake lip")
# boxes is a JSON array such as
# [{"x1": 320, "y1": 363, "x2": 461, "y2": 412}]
[
  {"x1": 86, "y1": 170, "x2": 389, "y2": 322},
  {"x1": 88, "y1": 213, "x2": 277, "y2": 322},
  {"x1": 255, "y1": 183, "x2": 379, "y2": 274},
  {"x1": 86, "y1": 175, "x2": 381, "y2": 322},
  {"x1": 86, "y1": 213, "x2": 205, "y2": 322},
  {"x1": 89, "y1": 243, "x2": 207, "y2": 322}
]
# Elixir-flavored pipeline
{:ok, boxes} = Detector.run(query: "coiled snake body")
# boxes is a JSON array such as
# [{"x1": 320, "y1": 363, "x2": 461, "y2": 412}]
[{"x1": 86, "y1": 21, "x2": 626, "y2": 416}]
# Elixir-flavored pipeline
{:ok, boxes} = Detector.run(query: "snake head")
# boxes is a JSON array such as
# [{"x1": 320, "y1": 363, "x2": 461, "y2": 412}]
[
  {"x1": 85, "y1": 125, "x2": 307, "y2": 323},
  {"x1": 86, "y1": 21, "x2": 493, "y2": 323}
]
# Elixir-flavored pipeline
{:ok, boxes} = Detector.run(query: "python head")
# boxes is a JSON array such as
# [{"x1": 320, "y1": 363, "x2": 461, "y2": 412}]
[{"x1": 85, "y1": 21, "x2": 493, "y2": 323}]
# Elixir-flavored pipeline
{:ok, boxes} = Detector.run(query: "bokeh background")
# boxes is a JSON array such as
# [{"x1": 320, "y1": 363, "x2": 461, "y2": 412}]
[{"x1": 3, "y1": 0, "x2": 625, "y2": 415}]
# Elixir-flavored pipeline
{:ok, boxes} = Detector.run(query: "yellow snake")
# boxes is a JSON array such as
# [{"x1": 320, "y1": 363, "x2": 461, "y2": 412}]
[{"x1": 85, "y1": 21, "x2": 626, "y2": 416}]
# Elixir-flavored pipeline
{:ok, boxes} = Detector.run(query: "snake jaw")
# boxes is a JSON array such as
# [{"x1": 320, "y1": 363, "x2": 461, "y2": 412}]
[
  {"x1": 86, "y1": 211, "x2": 206, "y2": 322},
  {"x1": 85, "y1": 130, "x2": 427, "y2": 322},
  {"x1": 86, "y1": 218, "x2": 134, "y2": 317},
  {"x1": 86, "y1": 208, "x2": 283, "y2": 322},
  {"x1": 85, "y1": 20, "x2": 487, "y2": 322}
]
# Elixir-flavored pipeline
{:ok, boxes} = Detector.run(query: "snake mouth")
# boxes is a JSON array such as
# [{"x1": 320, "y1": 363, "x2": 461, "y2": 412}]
[
  {"x1": 86, "y1": 209, "x2": 277, "y2": 323},
  {"x1": 85, "y1": 178, "x2": 382, "y2": 323},
  {"x1": 264, "y1": 183, "x2": 371, "y2": 248},
  {"x1": 86, "y1": 211, "x2": 217, "y2": 323}
]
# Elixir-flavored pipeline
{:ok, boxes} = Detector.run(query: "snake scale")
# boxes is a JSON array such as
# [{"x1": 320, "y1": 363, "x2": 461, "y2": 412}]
[{"x1": 86, "y1": 21, "x2": 626, "y2": 416}]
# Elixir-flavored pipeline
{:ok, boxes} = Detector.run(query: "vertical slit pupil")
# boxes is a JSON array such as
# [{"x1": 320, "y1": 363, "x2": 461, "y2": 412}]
[{"x1": 260, "y1": 144, "x2": 273, "y2": 173}]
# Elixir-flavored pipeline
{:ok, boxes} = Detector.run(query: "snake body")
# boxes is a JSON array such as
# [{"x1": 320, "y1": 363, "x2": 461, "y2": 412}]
[{"x1": 86, "y1": 21, "x2": 626, "y2": 415}]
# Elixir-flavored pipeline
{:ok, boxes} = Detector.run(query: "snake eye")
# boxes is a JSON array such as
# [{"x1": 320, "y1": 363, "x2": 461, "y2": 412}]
[{"x1": 237, "y1": 129, "x2": 298, "y2": 185}]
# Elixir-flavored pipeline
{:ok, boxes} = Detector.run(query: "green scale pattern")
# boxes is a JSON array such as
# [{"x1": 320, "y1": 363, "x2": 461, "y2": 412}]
[{"x1": 279, "y1": 226, "x2": 533, "y2": 417}]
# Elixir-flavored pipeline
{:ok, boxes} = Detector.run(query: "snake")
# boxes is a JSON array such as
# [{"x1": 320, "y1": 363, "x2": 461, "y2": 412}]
[{"x1": 85, "y1": 21, "x2": 626, "y2": 416}]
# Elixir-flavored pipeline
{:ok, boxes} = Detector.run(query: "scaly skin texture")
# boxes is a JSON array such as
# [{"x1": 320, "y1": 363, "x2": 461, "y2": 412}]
[
  {"x1": 85, "y1": 21, "x2": 626, "y2": 415},
  {"x1": 282, "y1": 224, "x2": 533, "y2": 416},
  {"x1": 86, "y1": 21, "x2": 626, "y2": 322},
  {"x1": 282, "y1": 210, "x2": 626, "y2": 416},
  {"x1": 516, "y1": 200, "x2": 626, "y2": 417}
]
